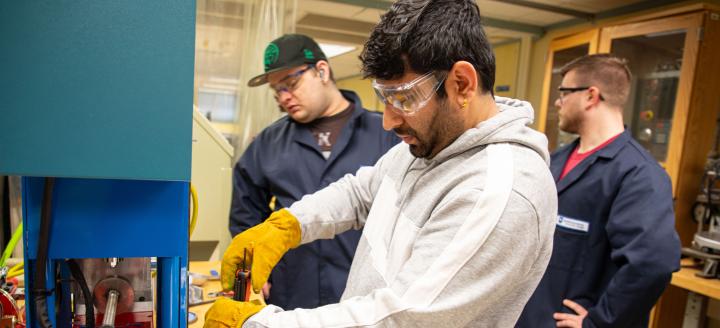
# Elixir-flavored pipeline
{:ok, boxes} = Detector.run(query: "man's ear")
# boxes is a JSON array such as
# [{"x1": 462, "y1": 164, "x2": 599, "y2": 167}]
[
  {"x1": 447, "y1": 61, "x2": 478, "y2": 109},
  {"x1": 588, "y1": 86, "x2": 603, "y2": 104},
  {"x1": 315, "y1": 60, "x2": 331, "y2": 83}
]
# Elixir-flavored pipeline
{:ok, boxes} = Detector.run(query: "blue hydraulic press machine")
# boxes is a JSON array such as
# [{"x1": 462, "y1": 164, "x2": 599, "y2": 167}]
[{"x1": 0, "y1": 1, "x2": 197, "y2": 327}]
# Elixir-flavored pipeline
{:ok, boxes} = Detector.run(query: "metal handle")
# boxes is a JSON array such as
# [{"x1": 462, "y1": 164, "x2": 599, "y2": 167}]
[{"x1": 100, "y1": 289, "x2": 119, "y2": 328}]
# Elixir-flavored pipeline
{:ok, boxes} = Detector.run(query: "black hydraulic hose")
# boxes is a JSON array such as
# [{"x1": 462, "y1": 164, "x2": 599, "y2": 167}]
[
  {"x1": 66, "y1": 259, "x2": 95, "y2": 328},
  {"x1": 34, "y1": 177, "x2": 55, "y2": 328}
]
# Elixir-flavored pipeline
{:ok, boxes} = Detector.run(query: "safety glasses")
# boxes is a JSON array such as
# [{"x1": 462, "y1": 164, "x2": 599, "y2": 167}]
[
  {"x1": 372, "y1": 71, "x2": 446, "y2": 115},
  {"x1": 271, "y1": 66, "x2": 314, "y2": 98}
]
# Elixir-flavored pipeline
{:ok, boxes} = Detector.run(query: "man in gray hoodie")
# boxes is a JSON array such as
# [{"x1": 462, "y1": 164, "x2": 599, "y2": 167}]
[{"x1": 205, "y1": 0, "x2": 557, "y2": 327}]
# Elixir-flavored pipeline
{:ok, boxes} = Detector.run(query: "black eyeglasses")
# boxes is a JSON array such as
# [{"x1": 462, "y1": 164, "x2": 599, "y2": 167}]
[{"x1": 557, "y1": 86, "x2": 605, "y2": 103}]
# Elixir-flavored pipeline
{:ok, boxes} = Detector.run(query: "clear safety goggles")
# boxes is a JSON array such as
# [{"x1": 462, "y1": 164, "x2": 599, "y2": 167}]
[
  {"x1": 372, "y1": 71, "x2": 446, "y2": 115},
  {"x1": 271, "y1": 66, "x2": 314, "y2": 99}
]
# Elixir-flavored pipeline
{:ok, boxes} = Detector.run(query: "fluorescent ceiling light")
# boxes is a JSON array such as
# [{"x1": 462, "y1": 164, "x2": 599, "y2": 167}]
[{"x1": 319, "y1": 43, "x2": 356, "y2": 58}]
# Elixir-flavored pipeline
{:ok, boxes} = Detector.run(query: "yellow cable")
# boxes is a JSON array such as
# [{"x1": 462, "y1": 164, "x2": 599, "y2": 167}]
[
  {"x1": 189, "y1": 184, "x2": 199, "y2": 237},
  {"x1": 0, "y1": 223, "x2": 23, "y2": 267},
  {"x1": 6, "y1": 270, "x2": 23, "y2": 279},
  {"x1": 7, "y1": 262, "x2": 23, "y2": 276},
  {"x1": 269, "y1": 196, "x2": 276, "y2": 211}
]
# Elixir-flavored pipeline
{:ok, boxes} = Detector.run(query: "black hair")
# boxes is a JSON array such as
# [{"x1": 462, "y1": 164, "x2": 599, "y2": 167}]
[{"x1": 360, "y1": 0, "x2": 495, "y2": 97}]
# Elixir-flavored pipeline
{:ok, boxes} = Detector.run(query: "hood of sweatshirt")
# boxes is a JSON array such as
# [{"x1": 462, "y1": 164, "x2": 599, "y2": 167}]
[{"x1": 426, "y1": 96, "x2": 550, "y2": 166}]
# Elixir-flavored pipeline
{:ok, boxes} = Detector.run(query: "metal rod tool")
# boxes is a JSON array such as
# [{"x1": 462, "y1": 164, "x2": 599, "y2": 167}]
[{"x1": 233, "y1": 248, "x2": 253, "y2": 302}]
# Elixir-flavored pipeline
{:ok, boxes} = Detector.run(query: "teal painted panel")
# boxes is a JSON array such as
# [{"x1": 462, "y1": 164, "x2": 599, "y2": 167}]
[{"x1": 0, "y1": 1, "x2": 196, "y2": 181}]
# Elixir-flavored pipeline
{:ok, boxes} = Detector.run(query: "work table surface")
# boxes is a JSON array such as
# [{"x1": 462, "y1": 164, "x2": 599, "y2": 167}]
[
  {"x1": 189, "y1": 261, "x2": 222, "y2": 327},
  {"x1": 671, "y1": 258, "x2": 720, "y2": 300}
]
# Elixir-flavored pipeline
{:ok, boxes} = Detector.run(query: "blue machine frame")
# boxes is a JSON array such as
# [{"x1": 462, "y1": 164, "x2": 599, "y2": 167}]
[
  {"x1": 22, "y1": 177, "x2": 190, "y2": 327},
  {"x1": 1, "y1": 1, "x2": 196, "y2": 326}
]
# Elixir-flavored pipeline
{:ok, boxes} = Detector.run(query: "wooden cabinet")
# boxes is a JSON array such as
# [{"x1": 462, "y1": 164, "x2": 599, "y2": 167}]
[
  {"x1": 538, "y1": 5, "x2": 720, "y2": 245},
  {"x1": 598, "y1": 13, "x2": 704, "y2": 197},
  {"x1": 537, "y1": 4, "x2": 720, "y2": 328}
]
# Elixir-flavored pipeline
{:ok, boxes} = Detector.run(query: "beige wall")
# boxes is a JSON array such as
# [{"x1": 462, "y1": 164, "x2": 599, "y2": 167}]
[
  {"x1": 526, "y1": 35, "x2": 552, "y2": 129},
  {"x1": 493, "y1": 41, "x2": 521, "y2": 98},
  {"x1": 336, "y1": 76, "x2": 382, "y2": 112}
]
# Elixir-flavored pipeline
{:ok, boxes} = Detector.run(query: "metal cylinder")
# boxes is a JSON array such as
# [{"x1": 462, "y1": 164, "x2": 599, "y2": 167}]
[{"x1": 100, "y1": 289, "x2": 120, "y2": 328}]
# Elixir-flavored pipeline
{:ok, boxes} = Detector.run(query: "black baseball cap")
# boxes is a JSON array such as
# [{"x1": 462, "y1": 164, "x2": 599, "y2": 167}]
[{"x1": 247, "y1": 34, "x2": 328, "y2": 87}]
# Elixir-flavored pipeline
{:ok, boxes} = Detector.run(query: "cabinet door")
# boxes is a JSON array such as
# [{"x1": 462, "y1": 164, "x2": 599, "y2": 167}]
[
  {"x1": 599, "y1": 13, "x2": 703, "y2": 193},
  {"x1": 539, "y1": 30, "x2": 599, "y2": 151}
]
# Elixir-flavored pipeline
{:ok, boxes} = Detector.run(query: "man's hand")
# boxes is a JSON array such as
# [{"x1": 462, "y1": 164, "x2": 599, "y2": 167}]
[
  {"x1": 553, "y1": 299, "x2": 588, "y2": 328},
  {"x1": 222, "y1": 209, "x2": 301, "y2": 293},
  {"x1": 204, "y1": 298, "x2": 265, "y2": 328}
]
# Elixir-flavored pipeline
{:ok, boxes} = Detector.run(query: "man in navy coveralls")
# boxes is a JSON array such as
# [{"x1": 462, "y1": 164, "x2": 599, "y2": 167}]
[
  {"x1": 517, "y1": 54, "x2": 681, "y2": 328},
  {"x1": 229, "y1": 34, "x2": 399, "y2": 310}
]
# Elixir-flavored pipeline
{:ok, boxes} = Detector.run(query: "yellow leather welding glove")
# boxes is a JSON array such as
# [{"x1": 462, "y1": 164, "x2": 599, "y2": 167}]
[
  {"x1": 204, "y1": 298, "x2": 265, "y2": 328},
  {"x1": 221, "y1": 209, "x2": 302, "y2": 293}
]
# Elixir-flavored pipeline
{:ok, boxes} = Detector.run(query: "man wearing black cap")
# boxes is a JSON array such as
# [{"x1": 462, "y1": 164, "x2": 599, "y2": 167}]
[{"x1": 228, "y1": 34, "x2": 399, "y2": 311}]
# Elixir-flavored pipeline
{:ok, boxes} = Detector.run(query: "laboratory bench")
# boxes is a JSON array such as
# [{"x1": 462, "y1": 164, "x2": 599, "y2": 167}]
[{"x1": 671, "y1": 258, "x2": 720, "y2": 300}]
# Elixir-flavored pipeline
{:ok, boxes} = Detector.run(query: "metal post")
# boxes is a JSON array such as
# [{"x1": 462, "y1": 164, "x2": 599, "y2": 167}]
[{"x1": 101, "y1": 290, "x2": 120, "y2": 328}]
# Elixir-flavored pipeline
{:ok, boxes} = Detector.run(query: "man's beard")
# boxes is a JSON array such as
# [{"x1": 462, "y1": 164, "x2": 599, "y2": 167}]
[
  {"x1": 558, "y1": 111, "x2": 581, "y2": 134},
  {"x1": 396, "y1": 100, "x2": 458, "y2": 159}
]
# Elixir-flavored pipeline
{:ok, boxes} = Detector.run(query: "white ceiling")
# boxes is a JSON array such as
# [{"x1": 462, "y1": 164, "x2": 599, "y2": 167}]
[
  {"x1": 528, "y1": 0, "x2": 648, "y2": 13},
  {"x1": 474, "y1": 0, "x2": 648, "y2": 25},
  {"x1": 298, "y1": 0, "x2": 656, "y2": 79},
  {"x1": 195, "y1": 0, "x2": 667, "y2": 83}
]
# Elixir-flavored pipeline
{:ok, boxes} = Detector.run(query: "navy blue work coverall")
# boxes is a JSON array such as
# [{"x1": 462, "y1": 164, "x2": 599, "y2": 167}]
[
  {"x1": 517, "y1": 130, "x2": 681, "y2": 328},
  {"x1": 229, "y1": 90, "x2": 399, "y2": 310}
]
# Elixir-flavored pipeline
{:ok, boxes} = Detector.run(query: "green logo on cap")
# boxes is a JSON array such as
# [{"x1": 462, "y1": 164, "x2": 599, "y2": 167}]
[
  {"x1": 303, "y1": 49, "x2": 315, "y2": 60},
  {"x1": 264, "y1": 43, "x2": 280, "y2": 69}
]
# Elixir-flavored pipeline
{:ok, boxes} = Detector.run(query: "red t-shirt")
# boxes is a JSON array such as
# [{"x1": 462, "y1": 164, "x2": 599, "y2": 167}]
[{"x1": 559, "y1": 133, "x2": 622, "y2": 180}]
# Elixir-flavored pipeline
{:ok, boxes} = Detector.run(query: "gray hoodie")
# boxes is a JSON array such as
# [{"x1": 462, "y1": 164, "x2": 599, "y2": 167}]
[{"x1": 246, "y1": 97, "x2": 558, "y2": 327}]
